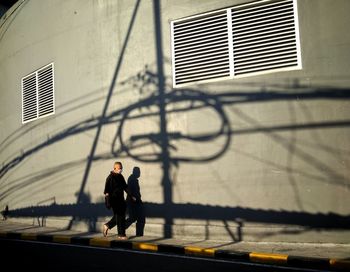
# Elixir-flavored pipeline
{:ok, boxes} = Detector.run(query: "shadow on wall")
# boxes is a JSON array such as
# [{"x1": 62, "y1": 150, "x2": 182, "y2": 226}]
[
  {"x1": 1, "y1": 0, "x2": 350, "y2": 241},
  {"x1": 125, "y1": 166, "x2": 145, "y2": 237},
  {"x1": 2, "y1": 80, "x2": 350, "y2": 240},
  {"x1": 7, "y1": 201, "x2": 350, "y2": 241}
]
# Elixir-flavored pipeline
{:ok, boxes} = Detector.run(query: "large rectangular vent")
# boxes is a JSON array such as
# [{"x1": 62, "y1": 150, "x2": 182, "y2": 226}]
[
  {"x1": 171, "y1": 0, "x2": 301, "y2": 87},
  {"x1": 22, "y1": 63, "x2": 55, "y2": 123}
]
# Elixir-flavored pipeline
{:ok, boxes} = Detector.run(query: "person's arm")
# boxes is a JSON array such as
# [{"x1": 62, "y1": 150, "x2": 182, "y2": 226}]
[{"x1": 104, "y1": 175, "x2": 110, "y2": 196}]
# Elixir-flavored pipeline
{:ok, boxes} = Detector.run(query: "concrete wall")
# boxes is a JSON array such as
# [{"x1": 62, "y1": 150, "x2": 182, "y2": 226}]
[{"x1": 0, "y1": 0, "x2": 349, "y2": 243}]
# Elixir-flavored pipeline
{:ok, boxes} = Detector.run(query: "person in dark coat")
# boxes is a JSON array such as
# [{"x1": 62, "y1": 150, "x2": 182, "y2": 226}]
[
  {"x1": 103, "y1": 161, "x2": 135, "y2": 239},
  {"x1": 1, "y1": 205, "x2": 9, "y2": 220}
]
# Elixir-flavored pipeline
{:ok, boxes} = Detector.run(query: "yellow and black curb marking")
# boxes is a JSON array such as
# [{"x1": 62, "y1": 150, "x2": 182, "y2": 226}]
[{"x1": 1, "y1": 231, "x2": 349, "y2": 271}]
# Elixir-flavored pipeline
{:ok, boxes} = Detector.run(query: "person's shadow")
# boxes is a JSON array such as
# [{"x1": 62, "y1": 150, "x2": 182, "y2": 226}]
[{"x1": 126, "y1": 167, "x2": 145, "y2": 236}]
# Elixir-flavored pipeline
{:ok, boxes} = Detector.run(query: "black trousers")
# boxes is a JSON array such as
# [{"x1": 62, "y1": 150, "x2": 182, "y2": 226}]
[{"x1": 106, "y1": 205, "x2": 126, "y2": 236}]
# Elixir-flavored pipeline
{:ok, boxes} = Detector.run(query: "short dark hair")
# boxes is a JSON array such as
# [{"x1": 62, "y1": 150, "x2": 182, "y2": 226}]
[{"x1": 114, "y1": 161, "x2": 122, "y2": 168}]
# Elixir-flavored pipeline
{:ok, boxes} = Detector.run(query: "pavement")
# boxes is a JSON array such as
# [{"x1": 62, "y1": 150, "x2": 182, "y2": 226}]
[{"x1": 1, "y1": 219, "x2": 349, "y2": 271}]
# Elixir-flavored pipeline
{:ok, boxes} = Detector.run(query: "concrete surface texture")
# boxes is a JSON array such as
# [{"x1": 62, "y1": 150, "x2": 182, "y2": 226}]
[
  {"x1": 0, "y1": 0, "x2": 350, "y2": 244},
  {"x1": 1, "y1": 220, "x2": 350, "y2": 271}
]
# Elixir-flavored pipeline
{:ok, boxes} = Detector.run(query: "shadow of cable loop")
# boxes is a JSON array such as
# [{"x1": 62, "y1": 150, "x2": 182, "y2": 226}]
[{"x1": 111, "y1": 88, "x2": 232, "y2": 164}]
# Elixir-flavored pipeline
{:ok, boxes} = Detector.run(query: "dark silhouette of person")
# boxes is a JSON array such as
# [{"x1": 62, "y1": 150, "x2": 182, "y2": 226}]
[
  {"x1": 103, "y1": 161, "x2": 136, "y2": 239},
  {"x1": 1, "y1": 205, "x2": 9, "y2": 220},
  {"x1": 126, "y1": 167, "x2": 145, "y2": 236}
]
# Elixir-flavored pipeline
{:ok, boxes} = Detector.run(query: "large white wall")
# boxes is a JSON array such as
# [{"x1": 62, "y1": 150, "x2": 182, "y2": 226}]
[{"x1": 0, "y1": 0, "x2": 349, "y2": 242}]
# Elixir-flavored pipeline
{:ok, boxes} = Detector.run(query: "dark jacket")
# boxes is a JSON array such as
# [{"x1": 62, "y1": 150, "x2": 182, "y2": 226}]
[{"x1": 104, "y1": 171, "x2": 131, "y2": 211}]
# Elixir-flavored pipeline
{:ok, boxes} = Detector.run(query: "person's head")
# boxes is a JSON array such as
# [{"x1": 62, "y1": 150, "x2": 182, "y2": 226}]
[
  {"x1": 113, "y1": 161, "x2": 123, "y2": 174},
  {"x1": 132, "y1": 167, "x2": 141, "y2": 179}
]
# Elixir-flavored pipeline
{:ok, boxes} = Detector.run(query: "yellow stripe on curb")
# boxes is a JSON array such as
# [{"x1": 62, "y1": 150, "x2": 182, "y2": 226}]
[
  {"x1": 89, "y1": 238, "x2": 111, "y2": 247},
  {"x1": 53, "y1": 235, "x2": 71, "y2": 244},
  {"x1": 132, "y1": 242, "x2": 158, "y2": 252},
  {"x1": 184, "y1": 246, "x2": 215, "y2": 257},
  {"x1": 249, "y1": 252, "x2": 288, "y2": 264},
  {"x1": 21, "y1": 233, "x2": 37, "y2": 240},
  {"x1": 330, "y1": 259, "x2": 350, "y2": 270}
]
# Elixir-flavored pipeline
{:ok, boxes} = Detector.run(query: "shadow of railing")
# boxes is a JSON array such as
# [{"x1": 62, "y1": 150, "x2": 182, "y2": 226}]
[{"x1": 8, "y1": 202, "x2": 350, "y2": 240}]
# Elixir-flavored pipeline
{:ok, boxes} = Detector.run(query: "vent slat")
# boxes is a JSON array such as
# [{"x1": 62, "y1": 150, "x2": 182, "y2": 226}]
[
  {"x1": 234, "y1": 40, "x2": 296, "y2": 52},
  {"x1": 176, "y1": 73, "x2": 230, "y2": 85},
  {"x1": 232, "y1": 3, "x2": 293, "y2": 22},
  {"x1": 175, "y1": 52, "x2": 229, "y2": 65},
  {"x1": 233, "y1": 30, "x2": 295, "y2": 44},
  {"x1": 174, "y1": 56, "x2": 229, "y2": 68},
  {"x1": 175, "y1": 36, "x2": 228, "y2": 49},
  {"x1": 233, "y1": 0, "x2": 291, "y2": 14},
  {"x1": 175, "y1": 60, "x2": 230, "y2": 73},
  {"x1": 174, "y1": 12, "x2": 226, "y2": 28},
  {"x1": 174, "y1": 20, "x2": 227, "y2": 37},
  {"x1": 175, "y1": 39, "x2": 226, "y2": 53},
  {"x1": 235, "y1": 56, "x2": 298, "y2": 68},
  {"x1": 235, "y1": 62, "x2": 298, "y2": 75},
  {"x1": 175, "y1": 46, "x2": 229, "y2": 59},
  {"x1": 174, "y1": 30, "x2": 228, "y2": 45},
  {"x1": 176, "y1": 65, "x2": 230, "y2": 78},
  {"x1": 234, "y1": 49, "x2": 297, "y2": 63}
]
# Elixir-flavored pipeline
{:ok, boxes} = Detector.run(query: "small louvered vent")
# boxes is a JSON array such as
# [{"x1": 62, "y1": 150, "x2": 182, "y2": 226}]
[
  {"x1": 171, "y1": 0, "x2": 301, "y2": 87},
  {"x1": 22, "y1": 63, "x2": 55, "y2": 123},
  {"x1": 172, "y1": 10, "x2": 231, "y2": 86},
  {"x1": 232, "y1": 0, "x2": 298, "y2": 75}
]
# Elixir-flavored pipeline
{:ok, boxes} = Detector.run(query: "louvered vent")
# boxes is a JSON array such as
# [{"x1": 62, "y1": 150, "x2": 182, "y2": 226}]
[
  {"x1": 171, "y1": 0, "x2": 301, "y2": 87},
  {"x1": 171, "y1": 10, "x2": 231, "y2": 87},
  {"x1": 22, "y1": 74, "x2": 38, "y2": 123},
  {"x1": 232, "y1": 0, "x2": 299, "y2": 75},
  {"x1": 22, "y1": 63, "x2": 55, "y2": 123},
  {"x1": 38, "y1": 64, "x2": 54, "y2": 117}
]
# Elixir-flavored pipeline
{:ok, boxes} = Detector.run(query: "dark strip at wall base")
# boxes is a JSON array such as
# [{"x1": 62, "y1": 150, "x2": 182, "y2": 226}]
[
  {"x1": 215, "y1": 249, "x2": 250, "y2": 261},
  {"x1": 6, "y1": 232, "x2": 21, "y2": 239},
  {"x1": 70, "y1": 236, "x2": 91, "y2": 246},
  {"x1": 36, "y1": 234, "x2": 54, "y2": 242},
  {"x1": 157, "y1": 244, "x2": 185, "y2": 255},
  {"x1": 287, "y1": 256, "x2": 330, "y2": 270},
  {"x1": 110, "y1": 240, "x2": 133, "y2": 249}
]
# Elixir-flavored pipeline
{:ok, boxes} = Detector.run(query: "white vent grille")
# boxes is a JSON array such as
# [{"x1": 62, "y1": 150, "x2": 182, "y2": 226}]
[
  {"x1": 22, "y1": 63, "x2": 55, "y2": 123},
  {"x1": 232, "y1": 0, "x2": 299, "y2": 75},
  {"x1": 171, "y1": 10, "x2": 232, "y2": 86},
  {"x1": 171, "y1": 0, "x2": 301, "y2": 87}
]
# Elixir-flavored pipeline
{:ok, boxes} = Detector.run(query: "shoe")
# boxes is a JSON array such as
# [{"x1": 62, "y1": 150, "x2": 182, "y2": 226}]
[
  {"x1": 117, "y1": 235, "x2": 128, "y2": 240},
  {"x1": 102, "y1": 224, "x2": 109, "y2": 237}
]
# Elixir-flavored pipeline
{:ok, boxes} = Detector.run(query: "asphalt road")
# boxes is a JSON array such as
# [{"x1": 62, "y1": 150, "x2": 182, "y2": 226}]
[{"x1": 0, "y1": 238, "x2": 327, "y2": 272}]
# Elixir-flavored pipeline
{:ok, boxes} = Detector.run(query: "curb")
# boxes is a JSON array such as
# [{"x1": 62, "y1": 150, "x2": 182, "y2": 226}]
[{"x1": 1, "y1": 230, "x2": 349, "y2": 271}]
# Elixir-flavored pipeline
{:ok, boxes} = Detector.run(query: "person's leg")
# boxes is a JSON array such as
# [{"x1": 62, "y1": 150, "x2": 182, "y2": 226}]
[
  {"x1": 116, "y1": 212, "x2": 127, "y2": 238},
  {"x1": 103, "y1": 207, "x2": 117, "y2": 236},
  {"x1": 106, "y1": 214, "x2": 117, "y2": 229}
]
